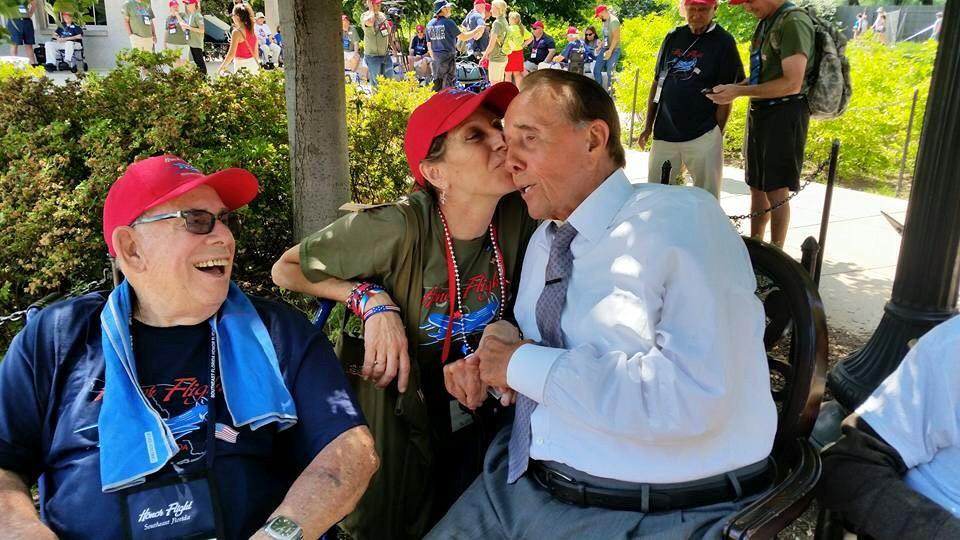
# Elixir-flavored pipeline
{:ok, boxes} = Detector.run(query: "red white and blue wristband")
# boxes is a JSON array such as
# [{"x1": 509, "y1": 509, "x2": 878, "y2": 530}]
[{"x1": 362, "y1": 304, "x2": 401, "y2": 322}]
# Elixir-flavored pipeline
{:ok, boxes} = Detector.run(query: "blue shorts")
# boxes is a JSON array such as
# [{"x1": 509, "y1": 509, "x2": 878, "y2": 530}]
[{"x1": 6, "y1": 18, "x2": 35, "y2": 45}]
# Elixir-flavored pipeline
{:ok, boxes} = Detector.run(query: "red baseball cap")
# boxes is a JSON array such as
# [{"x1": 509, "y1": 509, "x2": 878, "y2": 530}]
[
  {"x1": 416, "y1": 24, "x2": 424, "y2": 32},
  {"x1": 168, "y1": 0, "x2": 178, "y2": 5},
  {"x1": 728, "y1": 0, "x2": 747, "y2": 4},
  {"x1": 183, "y1": 0, "x2": 197, "y2": 5},
  {"x1": 103, "y1": 156, "x2": 259, "y2": 256},
  {"x1": 404, "y1": 83, "x2": 519, "y2": 186},
  {"x1": 473, "y1": 0, "x2": 485, "y2": 4},
  {"x1": 594, "y1": 4, "x2": 607, "y2": 16},
  {"x1": 531, "y1": 20, "x2": 544, "y2": 29},
  {"x1": 685, "y1": 0, "x2": 717, "y2": 4},
  {"x1": 371, "y1": 0, "x2": 382, "y2": 5},
  {"x1": 566, "y1": 26, "x2": 578, "y2": 35}
]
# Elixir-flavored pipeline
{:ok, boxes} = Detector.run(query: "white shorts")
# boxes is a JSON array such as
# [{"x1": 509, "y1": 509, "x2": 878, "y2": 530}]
[{"x1": 233, "y1": 56, "x2": 260, "y2": 73}]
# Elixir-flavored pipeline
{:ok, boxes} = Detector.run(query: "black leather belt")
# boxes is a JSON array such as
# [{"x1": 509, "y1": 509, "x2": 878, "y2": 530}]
[
  {"x1": 750, "y1": 94, "x2": 805, "y2": 110},
  {"x1": 530, "y1": 458, "x2": 772, "y2": 513}
]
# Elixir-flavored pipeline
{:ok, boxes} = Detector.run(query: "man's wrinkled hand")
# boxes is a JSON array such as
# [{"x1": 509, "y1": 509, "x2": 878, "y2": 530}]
[
  {"x1": 444, "y1": 356, "x2": 486, "y2": 410},
  {"x1": 476, "y1": 335, "x2": 530, "y2": 388},
  {"x1": 480, "y1": 320, "x2": 521, "y2": 348}
]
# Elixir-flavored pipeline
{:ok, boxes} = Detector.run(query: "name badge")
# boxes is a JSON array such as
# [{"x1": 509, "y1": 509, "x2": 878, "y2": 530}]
[
  {"x1": 18, "y1": 5, "x2": 27, "y2": 15},
  {"x1": 122, "y1": 475, "x2": 221, "y2": 540},
  {"x1": 653, "y1": 70, "x2": 667, "y2": 104},
  {"x1": 143, "y1": 16, "x2": 151, "y2": 25}
]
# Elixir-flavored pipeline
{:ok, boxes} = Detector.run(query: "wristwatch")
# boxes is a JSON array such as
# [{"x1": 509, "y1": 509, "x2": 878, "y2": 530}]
[{"x1": 263, "y1": 516, "x2": 303, "y2": 540}]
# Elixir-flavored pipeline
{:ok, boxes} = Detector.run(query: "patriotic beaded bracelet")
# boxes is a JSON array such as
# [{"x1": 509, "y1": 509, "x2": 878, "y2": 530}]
[{"x1": 362, "y1": 304, "x2": 401, "y2": 322}]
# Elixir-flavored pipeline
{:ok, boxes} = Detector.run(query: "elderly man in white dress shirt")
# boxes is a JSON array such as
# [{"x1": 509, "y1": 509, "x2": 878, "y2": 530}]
[{"x1": 427, "y1": 69, "x2": 778, "y2": 539}]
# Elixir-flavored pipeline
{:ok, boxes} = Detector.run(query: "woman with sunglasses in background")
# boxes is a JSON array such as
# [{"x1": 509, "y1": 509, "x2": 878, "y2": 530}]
[
  {"x1": 583, "y1": 25, "x2": 601, "y2": 77},
  {"x1": 272, "y1": 83, "x2": 537, "y2": 540}
]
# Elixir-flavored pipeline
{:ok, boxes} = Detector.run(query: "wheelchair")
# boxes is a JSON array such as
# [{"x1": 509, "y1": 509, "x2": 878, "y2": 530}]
[{"x1": 37, "y1": 40, "x2": 87, "y2": 74}]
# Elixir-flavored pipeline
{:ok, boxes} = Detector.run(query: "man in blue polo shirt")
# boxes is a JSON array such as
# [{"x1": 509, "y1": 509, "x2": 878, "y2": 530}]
[
  {"x1": 43, "y1": 11, "x2": 83, "y2": 72},
  {"x1": 523, "y1": 21, "x2": 556, "y2": 73},
  {"x1": 0, "y1": 156, "x2": 378, "y2": 540},
  {"x1": 427, "y1": 0, "x2": 483, "y2": 91}
]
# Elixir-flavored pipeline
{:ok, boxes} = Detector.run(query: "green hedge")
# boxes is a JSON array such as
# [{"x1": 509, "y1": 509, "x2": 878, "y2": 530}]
[
  {"x1": 614, "y1": 14, "x2": 937, "y2": 193},
  {"x1": 0, "y1": 53, "x2": 430, "y2": 344}
]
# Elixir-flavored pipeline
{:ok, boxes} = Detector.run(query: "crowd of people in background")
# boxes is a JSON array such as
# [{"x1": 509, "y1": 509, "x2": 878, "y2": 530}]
[{"x1": 340, "y1": 0, "x2": 623, "y2": 95}]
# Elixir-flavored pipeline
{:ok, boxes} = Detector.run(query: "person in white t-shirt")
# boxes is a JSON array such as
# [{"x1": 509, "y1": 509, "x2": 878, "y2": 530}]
[
  {"x1": 254, "y1": 12, "x2": 281, "y2": 67},
  {"x1": 819, "y1": 314, "x2": 960, "y2": 539}
]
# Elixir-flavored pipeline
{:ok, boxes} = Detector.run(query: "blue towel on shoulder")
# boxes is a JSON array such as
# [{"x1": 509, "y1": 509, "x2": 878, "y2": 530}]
[{"x1": 98, "y1": 281, "x2": 297, "y2": 493}]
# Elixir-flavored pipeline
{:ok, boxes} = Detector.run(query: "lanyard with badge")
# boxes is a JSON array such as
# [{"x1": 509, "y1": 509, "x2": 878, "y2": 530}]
[
  {"x1": 119, "y1": 326, "x2": 225, "y2": 540},
  {"x1": 168, "y1": 16, "x2": 178, "y2": 34},
  {"x1": 137, "y1": 5, "x2": 151, "y2": 26},
  {"x1": 18, "y1": 3, "x2": 27, "y2": 16}
]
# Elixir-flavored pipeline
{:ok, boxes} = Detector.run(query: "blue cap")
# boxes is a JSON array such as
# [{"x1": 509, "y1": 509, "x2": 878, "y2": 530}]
[{"x1": 433, "y1": 0, "x2": 453, "y2": 13}]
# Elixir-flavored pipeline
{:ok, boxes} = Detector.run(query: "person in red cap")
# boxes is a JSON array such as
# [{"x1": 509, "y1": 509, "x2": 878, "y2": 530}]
[
  {"x1": 523, "y1": 19, "x2": 556, "y2": 73},
  {"x1": 463, "y1": 0, "x2": 491, "y2": 60},
  {"x1": 637, "y1": 0, "x2": 744, "y2": 198},
  {"x1": 706, "y1": 0, "x2": 815, "y2": 247},
  {"x1": 550, "y1": 26, "x2": 588, "y2": 74},
  {"x1": 181, "y1": 0, "x2": 207, "y2": 74},
  {"x1": 361, "y1": 0, "x2": 395, "y2": 88},
  {"x1": 408, "y1": 23, "x2": 432, "y2": 82},
  {"x1": 593, "y1": 4, "x2": 621, "y2": 92},
  {"x1": 0, "y1": 155, "x2": 378, "y2": 540},
  {"x1": 273, "y1": 83, "x2": 538, "y2": 539},
  {"x1": 428, "y1": 68, "x2": 776, "y2": 540},
  {"x1": 164, "y1": 0, "x2": 190, "y2": 67}
]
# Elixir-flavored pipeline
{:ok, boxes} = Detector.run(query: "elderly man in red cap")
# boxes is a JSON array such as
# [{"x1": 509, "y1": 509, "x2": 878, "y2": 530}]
[
  {"x1": 706, "y1": 0, "x2": 815, "y2": 247},
  {"x1": 523, "y1": 20, "x2": 556, "y2": 73},
  {"x1": 593, "y1": 4, "x2": 621, "y2": 92},
  {"x1": 0, "y1": 156, "x2": 378, "y2": 540},
  {"x1": 638, "y1": 0, "x2": 743, "y2": 198}
]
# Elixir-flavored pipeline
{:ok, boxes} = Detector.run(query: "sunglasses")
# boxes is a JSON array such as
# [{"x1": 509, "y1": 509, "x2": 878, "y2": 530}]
[
  {"x1": 132, "y1": 209, "x2": 232, "y2": 235},
  {"x1": 585, "y1": 32, "x2": 595, "y2": 36}
]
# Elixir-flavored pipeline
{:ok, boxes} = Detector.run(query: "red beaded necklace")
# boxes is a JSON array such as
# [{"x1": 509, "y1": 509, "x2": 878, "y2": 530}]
[{"x1": 437, "y1": 207, "x2": 506, "y2": 363}]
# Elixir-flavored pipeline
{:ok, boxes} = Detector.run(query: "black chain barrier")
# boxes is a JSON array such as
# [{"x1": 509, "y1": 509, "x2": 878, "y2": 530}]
[
  {"x1": 0, "y1": 271, "x2": 111, "y2": 328},
  {"x1": 727, "y1": 158, "x2": 830, "y2": 232}
]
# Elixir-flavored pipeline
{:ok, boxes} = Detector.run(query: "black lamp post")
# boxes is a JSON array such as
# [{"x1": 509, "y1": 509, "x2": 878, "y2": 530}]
[{"x1": 827, "y1": 0, "x2": 960, "y2": 412}]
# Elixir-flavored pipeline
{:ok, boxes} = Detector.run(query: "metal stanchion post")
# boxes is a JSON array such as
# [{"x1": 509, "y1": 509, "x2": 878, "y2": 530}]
[
  {"x1": 896, "y1": 88, "x2": 920, "y2": 198},
  {"x1": 629, "y1": 68, "x2": 640, "y2": 148},
  {"x1": 814, "y1": 140, "x2": 841, "y2": 285}
]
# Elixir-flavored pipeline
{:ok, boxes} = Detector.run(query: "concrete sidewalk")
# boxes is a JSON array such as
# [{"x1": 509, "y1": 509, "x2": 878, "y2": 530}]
[{"x1": 625, "y1": 149, "x2": 908, "y2": 336}]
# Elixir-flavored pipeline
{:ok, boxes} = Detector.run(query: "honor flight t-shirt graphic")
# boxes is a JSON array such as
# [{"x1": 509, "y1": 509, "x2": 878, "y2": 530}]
[{"x1": 89, "y1": 320, "x2": 219, "y2": 472}]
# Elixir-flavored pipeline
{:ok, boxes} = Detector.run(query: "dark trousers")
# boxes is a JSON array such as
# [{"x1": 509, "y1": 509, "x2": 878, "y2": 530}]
[
  {"x1": 189, "y1": 47, "x2": 207, "y2": 75},
  {"x1": 432, "y1": 52, "x2": 456, "y2": 92}
]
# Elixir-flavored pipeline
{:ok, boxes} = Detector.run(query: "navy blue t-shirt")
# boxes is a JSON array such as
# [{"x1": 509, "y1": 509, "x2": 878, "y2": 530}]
[
  {"x1": 653, "y1": 24, "x2": 744, "y2": 143},
  {"x1": 526, "y1": 33, "x2": 555, "y2": 64},
  {"x1": 411, "y1": 34, "x2": 428, "y2": 56},
  {"x1": 463, "y1": 10, "x2": 488, "y2": 54},
  {"x1": 56, "y1": 23, "x2": 83, "y2": 39},
  {"x1": 427, "y1": 16, "x2": 459, "y2": 54},
  {"x1": 0, "y1": 292, "x2": 365, "y2": 540}
]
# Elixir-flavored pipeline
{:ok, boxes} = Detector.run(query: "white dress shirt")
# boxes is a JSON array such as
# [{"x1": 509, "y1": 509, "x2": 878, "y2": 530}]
[{"x1": 507, "y1": 169, "x2": 777, "y2": 483}]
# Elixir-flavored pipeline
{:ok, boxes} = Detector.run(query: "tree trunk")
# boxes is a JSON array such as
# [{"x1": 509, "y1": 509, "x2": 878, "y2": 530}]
[{"x1": 280, "y1": 0, "x2": 350, "y2": 241}]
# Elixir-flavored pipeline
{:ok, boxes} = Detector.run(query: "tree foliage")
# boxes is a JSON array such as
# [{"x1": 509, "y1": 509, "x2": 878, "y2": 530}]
[{"x1": 0, "y1": 52, "x2": 430, "y2": 344}]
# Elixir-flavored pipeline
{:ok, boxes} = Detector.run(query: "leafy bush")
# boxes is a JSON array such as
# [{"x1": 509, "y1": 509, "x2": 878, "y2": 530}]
[
  {"x1": 615, "y1": 13, "x2": 935, "y2": 193},
  {"x1": 0, "y1": 53, "x2": 428, "y2": 344}
]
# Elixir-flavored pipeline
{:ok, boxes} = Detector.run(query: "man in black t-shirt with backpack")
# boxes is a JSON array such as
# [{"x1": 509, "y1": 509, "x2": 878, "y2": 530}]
[{"x1": 638, "y1": 0, "x2": 743, "y2": 198}]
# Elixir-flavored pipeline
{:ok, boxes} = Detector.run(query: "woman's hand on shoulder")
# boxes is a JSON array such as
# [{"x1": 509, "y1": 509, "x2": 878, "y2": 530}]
[{"x1": 362, "y1": 294, "x2": 410, "y2": 392}]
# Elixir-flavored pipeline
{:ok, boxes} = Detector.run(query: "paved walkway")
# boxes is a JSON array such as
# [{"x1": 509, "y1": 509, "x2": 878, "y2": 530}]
[{"x1": 625, "y1": 149, "x2": 908, "y2": 336}]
